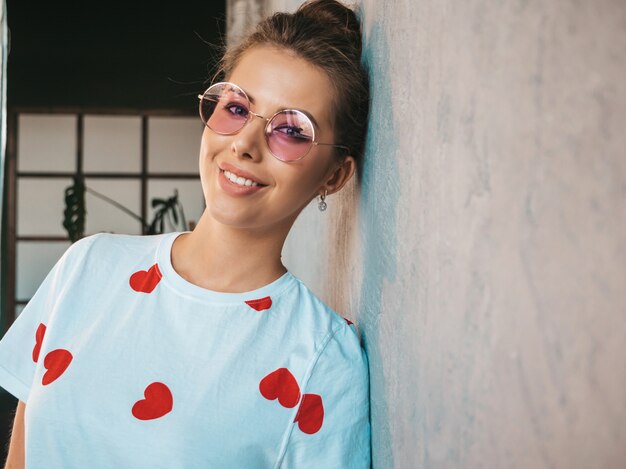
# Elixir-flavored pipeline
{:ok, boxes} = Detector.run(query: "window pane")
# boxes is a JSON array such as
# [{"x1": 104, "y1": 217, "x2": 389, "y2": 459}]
[
  {"x1": 17, "y1": 177, "x2": 74, "y2": 236},
  {"x1": 15, "y1": 304, "x2": 26, "y2": 319},
  {"x1": 83, "y1": 116, "x2": 141, "y2": 173},
  {"x1": 148, "y1": 117, "x2": 202, "y2": 174},
  {"x1": 18, "y1": 114, "x2": 76, "y2": 172},
  {"x1": 84, "y1": 178, "x2": 142, "y2": 235},
  {"x1": 16, "y1": 241, "x2": 71, "y2": 300},
  {"x1": 147, "y1": 179, "x2": 205, "y2": 232}
]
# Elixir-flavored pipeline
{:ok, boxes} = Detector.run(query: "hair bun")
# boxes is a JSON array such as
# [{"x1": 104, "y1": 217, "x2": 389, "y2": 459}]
[{"x1": 297, "y1": 0, "x2": 362, "y2": 49}]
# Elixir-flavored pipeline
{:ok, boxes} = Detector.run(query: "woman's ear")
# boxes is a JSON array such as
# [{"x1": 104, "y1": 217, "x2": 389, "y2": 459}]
[{"x1": 322, "y1": 156, "x2": 356, "y2": 195}]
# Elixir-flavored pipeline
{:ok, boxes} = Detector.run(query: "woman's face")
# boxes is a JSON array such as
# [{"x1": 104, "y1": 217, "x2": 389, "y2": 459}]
[{"x1": 198, "y1": 44, "x2": 353, "y2": 234}]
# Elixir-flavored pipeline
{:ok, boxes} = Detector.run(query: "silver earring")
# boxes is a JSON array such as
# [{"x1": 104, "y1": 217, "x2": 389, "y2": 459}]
[{"x1": 318, "y1": 190, "x2": 328, "y2": 212}]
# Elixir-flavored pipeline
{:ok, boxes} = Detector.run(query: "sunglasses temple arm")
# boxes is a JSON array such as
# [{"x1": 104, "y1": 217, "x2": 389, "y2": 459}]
[{"x1": 314, "y1": 142, "x2": 350, "y2": 152}]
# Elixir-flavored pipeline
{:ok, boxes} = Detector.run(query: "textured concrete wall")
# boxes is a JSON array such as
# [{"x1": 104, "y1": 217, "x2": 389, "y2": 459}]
[
  {"x1": 257, "y1": 0, "x2": 626, "y2": 467},
  {"x1": 227, "y1": 0, "x2": 264, "y2": 46}
]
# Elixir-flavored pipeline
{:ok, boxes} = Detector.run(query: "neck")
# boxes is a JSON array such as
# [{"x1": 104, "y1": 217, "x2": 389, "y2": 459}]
[{"x1": 169, "y1": 210, "x2": 291, "y2": 294}]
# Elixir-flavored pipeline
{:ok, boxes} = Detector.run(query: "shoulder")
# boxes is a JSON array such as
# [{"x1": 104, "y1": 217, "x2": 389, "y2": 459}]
[
  {"x1": 53, "y1": 232, "x2": 170, "y2": 278},
  {"x1": 74, "y1": 231, "x2": 167, "y2": 250},
  {"x1": 290, "y1": 282, "x2": 369, "y2": 417},
  {"x1": 65, "y1": 232, "x2": 167, "y2": 259},
  {"x1": 286, "y1": 274, "x2": 363, "y2": 346}
]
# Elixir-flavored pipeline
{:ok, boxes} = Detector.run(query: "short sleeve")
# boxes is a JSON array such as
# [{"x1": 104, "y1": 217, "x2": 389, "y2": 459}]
[
  {"x1": 0, "y1": 235, "x2": 92, "y2": 403},
  {"x1": 279, "y1": 322, "x2": 371, "y2": 468}
]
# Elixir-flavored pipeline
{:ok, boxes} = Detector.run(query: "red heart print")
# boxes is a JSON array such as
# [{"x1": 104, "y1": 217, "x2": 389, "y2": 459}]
[
  {"x1": 259, "y1": 368, "x2": 301, "y2": 408},
  {"x1": 42, "y1": 349, "x2": 73, "y2": 385},
  {"x1": 245, "y1": 296, "x2": 272, "y2": 311},
  {"x1": 32, "y1": 323, "x2": 47, "y2": 363},
  {"x1": 132, "y1": 382, "x2": 173, "y2": 420},
  {"x1": 294, "y1": 393, "x2": 324, "y2": 434},
  {"x1": 129, "y1": 264, "x2": 162, "y2": 293}
]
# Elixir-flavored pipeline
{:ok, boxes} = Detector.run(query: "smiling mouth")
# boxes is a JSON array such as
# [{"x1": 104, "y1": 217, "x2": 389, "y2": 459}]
[{"x1": 220, "y1": 169, "x2": 269, "y2": 187}]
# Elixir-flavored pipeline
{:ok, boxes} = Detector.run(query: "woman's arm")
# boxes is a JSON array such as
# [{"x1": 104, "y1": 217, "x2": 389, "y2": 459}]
[
  {"x1": 278, "y1": 323, "x2": 371, "y2": 468},
  {"x1": 4, "y1": 400, "x2": 25, "y2": 469}
]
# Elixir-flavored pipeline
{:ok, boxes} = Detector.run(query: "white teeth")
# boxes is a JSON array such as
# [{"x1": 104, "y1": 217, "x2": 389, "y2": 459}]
[{"x1": 223, "y1": 170, "x2": 259, "y2": 187}]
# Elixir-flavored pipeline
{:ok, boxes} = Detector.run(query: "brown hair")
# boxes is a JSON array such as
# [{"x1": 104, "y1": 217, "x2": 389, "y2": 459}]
[{"x1": 213, "y1": 0, "x2": 370, "y2": 166}]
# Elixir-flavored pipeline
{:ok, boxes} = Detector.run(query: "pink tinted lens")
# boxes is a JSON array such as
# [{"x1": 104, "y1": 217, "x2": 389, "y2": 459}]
[
  {"x1": 266, "y1": 110, "x2": 314, "y2": 161},
  {"x1": 201, "y1": 84, "x2": 249, "y2": 134}
]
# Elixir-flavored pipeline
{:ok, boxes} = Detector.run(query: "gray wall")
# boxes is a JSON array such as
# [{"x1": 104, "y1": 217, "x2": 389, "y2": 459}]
[{"x1": 235, "y1": 0, "x2": 626, "y2": 467}]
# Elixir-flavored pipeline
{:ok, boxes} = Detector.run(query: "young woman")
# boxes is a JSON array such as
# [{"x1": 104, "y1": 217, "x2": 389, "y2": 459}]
[{"x1": 0, "y1": 0, "x2": 371, "y2": 466}]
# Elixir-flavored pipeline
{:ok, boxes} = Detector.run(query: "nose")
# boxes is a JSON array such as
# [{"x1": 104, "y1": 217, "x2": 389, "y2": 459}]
[{"x1": 230, "y1": 112, "x2": 267, "y2": 161}]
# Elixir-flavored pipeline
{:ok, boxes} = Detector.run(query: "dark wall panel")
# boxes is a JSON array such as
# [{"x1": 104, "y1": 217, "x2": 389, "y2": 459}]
[{"x1": 6, "y1": 0, "x2": 226, "y2": 110}]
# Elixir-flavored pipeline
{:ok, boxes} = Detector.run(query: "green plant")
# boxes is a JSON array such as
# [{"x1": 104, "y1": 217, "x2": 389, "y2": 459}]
[
  {"x1": 63, "y1": 175, "x2": 188, "y2": 243},
  {"x1": 63, "y1": 175, "x2": 86, "y2": 243}
]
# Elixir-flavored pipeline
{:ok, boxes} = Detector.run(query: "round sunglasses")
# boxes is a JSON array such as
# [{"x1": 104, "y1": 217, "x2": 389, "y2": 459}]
[{"x1": 198, "y1": 82, "x2": 350, "y2": 162}]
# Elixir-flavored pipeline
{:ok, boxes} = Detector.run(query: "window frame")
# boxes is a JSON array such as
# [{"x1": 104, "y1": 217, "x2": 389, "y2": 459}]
[{"x1": 3, "y1": 106, "x2": 202, "y2": 327}]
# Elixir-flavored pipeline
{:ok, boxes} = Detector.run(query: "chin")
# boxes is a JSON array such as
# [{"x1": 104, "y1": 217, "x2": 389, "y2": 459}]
[{"x1": 208, "y1": 203, "x2": 258, "y2": 228}]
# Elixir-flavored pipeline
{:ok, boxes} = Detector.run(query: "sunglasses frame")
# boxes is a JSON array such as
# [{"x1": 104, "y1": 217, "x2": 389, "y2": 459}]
[{"x1": 197, "y1": 81, "x2": 350, "y2": 162}]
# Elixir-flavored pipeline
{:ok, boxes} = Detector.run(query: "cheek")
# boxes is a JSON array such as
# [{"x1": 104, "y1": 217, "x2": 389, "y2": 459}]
[
  {"x1": 277, "y1": 162, "x2": 328, "y2": 197},
  {"x1": 198, "y1": 131, "x2": 219, "y2": 192},
  {"x1": 199, "y1": 127, "x2": 228, "y2": 158},
  {"x1": 199, "y1": 128, "x2": 212, "y2": 157}
]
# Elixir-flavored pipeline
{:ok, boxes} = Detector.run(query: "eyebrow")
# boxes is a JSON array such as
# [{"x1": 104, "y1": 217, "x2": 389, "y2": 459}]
[{"x1": 245, "y1": 89, "x2": 321, "y2": 131}]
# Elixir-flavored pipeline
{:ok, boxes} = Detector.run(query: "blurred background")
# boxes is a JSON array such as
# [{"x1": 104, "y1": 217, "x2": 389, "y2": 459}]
[
  {"x1": 0, "y1": 0, "x2": 226, "y2": 460},
  {"x1": 1, "y1": 0, "x2": 626, "y2": 468}
]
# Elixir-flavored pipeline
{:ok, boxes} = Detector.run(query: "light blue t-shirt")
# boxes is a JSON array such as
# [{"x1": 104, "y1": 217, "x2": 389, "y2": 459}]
[{"x1": 0, "y1": 231, "x2": 371, "y2": 468}]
